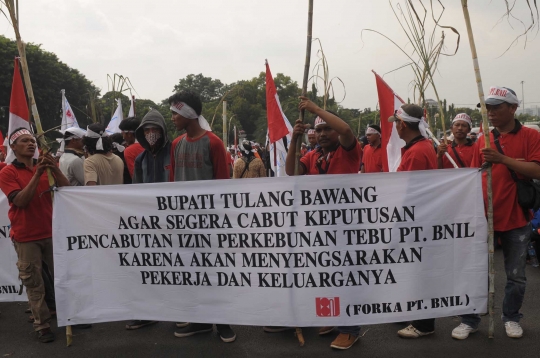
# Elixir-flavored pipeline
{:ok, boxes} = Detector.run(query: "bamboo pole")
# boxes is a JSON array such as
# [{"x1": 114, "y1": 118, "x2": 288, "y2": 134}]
[
  {"x1": 4, "y1": 0, "x2": 70, "y2": 345},
  {"x1": 293, "y1": 0, "x2": 314, "y2": 177},
  {"x1": 223, "y1": 101, "x2": 228, "y2": 150},
  {"x1": 461, "y1": 0, "x2": 495, "y2": 339}
]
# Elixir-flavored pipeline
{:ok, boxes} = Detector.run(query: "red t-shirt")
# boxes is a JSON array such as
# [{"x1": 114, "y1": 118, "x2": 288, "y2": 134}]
[
  {"x1": 123, "y1": 142, "x2": 145, "y2": 178},
  {"x1": 0, "y1": 162, "x2": 6, "y2": 171},
  {"x1": 300, "y1": 141, "x2": 361, "y2": 175},
  {"x1": 362, "y1": 144, "x2": 383, "y2": 173},
  {"x1": 0, "y1": 161, "x2": 52, "y2": 242},
  {"x1": 442, "y1": 140, "x2": 477, "y2": 168},
  {"x1": 472, "y1": 121, "x2": 540, "y2": 232},
  {"x1": 398, "y1": 136, "x2": 437, "y2": 172}
]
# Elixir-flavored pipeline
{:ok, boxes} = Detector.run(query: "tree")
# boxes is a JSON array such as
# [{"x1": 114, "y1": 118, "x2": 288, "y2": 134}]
[
  {"x1": 0, "y1": 35, "x2": 99, "y2": 133},
  {"x1": 173, "y1": 74, "x2": 225, "y2": 102}
]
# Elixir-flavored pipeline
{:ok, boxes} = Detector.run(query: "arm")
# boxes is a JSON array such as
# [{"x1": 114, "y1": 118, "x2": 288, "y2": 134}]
[
  {"x1": 258, "y1": 159, "x2": 266, "y2": 177},
  {"x1": 84, "y1": 158, "x2": 98, "y2": 186},
  {"x1": 285, "y1": 119, "x2": 308, "y2": 176},
  {"x1": 210, "y1": 135, "x2": 230, "y2": 180},
  {"x1": 436, "y1": 143, "x2": 448, "y2": 169},
  {"x1": 12, "y1": 154, "x2": 59, "y2": 207},
  {"x1": 482, "y1": 147, "x2": 540, "y2": 179},
  {"x1": 298, "y1": 96, "x2": 356, "y2": 149}
]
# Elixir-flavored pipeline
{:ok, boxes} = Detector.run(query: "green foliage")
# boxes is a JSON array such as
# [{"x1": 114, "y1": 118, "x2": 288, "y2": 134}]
[
  {"x1": 0, "y1": 35, "x2": 99, "y2": 134},
  {"x1": 173, "y1": 74, "x2": 225, "y2": 102}
]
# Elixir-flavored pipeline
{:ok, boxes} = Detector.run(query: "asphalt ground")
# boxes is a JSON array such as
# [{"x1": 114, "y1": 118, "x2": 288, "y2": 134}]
[{"x1": 1, "y1": 248, "x2": 540, "y2": 358}]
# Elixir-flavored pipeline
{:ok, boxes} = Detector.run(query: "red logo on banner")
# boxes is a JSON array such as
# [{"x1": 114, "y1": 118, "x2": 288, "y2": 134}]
[{"x1": 316, "y1": 297, "x2": 340, "y2": 317}]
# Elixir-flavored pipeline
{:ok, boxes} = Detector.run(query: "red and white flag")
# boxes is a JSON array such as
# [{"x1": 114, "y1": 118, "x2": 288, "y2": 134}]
[
  {"x1": 6, "y1": 58, "x2": 36, "y2": 163},
  {"x1": 373, "y1": 71, "x2": 405, "y2": 172},
  {"x1": 265, "y1": 60, "x2": 293, "y2": 177},
  {"x1": 61, "y1": 89, "x2": 80, "y2": 131}
]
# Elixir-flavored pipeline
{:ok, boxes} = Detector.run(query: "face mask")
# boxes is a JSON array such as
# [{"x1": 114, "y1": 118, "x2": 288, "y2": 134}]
[{"x1": 145, "y1": 131, "x2": 162, "y2": 146}]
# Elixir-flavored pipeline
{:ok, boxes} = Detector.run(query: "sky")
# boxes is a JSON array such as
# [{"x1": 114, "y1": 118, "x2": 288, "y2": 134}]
[{"x1": 2, "y1": 0, "x2": 539, "y2": 112}]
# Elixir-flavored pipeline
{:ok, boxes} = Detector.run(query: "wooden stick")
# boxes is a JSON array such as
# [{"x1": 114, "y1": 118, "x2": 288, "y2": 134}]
[
  {"x1": 461, "y1": 0, "x2": 495, "y2": 338},
  {"x1": 294, "y1": 0, "x2": 314, "y2": 177},
  {"x1": 4, "y1": 0, "x2": 69, "y2": 345}
]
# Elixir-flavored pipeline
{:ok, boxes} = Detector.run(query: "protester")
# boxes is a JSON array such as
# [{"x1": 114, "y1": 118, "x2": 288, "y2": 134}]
[
  {"x1": 307, "y1": 129, "x2": 318, "y2": 151},
  {"x1": 0, "y1": 128, "x2": 70, "y2": 343},
  {"x1": 83, "y1": 123, "x2": 124, "y2": 186},
  {"x1": 387, "y1": 104, "x2": 438, "y2": 339},
  {"x1": 168, "y1": 90, "x2": 235, "y2": 343},
  {"x1": 233, "y1": 140, "x2": 266, "y2": 178},
  {"x1": 119, "y1": 117, "x2": 144, "y2": 179},
  {"x1": 132, "y1": 109, "x2": 171, "y2": 184},
  {"x1": 361, "y1": 124, "x2": 383, "y2": 173},
  {"x1": 285, "y1": 96, "x2": 361, "y2": 350},
  {"x1": 454, "y1": 86, "x2": 540, "y2": 339},
  {"x1": 109, "y1": 133, "x2": 132, "y2": 184},
  {"x1": 122, "y1": 109, "x2": 171, "y2": 330},
  {"x1": 469, "y1": 131, "x2": 478, "y2": 143},
  {"x1": 437, "y1": 113, "x2": 477, "y2": 169},
  {"x1": 58, "y1": 127, "x2": 86, "y2": 186}
]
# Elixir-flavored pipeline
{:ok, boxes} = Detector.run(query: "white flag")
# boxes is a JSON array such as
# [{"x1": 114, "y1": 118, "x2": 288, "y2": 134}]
[
  {"x1": 128, "y1": 96, "x2": 135, "y2": 118},
  {"x1": 61, "y1": 90, "x2": 80, "y2": 131},
  {"x1": 106, "y1": 99, "x2": 123, "y2": 134}
]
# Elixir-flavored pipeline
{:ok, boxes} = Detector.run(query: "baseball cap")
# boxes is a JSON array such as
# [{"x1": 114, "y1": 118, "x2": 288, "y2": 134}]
[{"x1": 477, "y1": 86, "x2": 519, "y2": 108}]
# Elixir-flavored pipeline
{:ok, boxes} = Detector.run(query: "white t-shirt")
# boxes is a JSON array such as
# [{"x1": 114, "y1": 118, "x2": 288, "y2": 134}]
[{"x1": 59, "y1": 151, "x2": 85, "y2": 186}]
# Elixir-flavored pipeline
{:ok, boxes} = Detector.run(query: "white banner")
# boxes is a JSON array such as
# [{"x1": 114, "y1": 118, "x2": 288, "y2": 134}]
[
  {"x1": 53, "y1": 169, "x2": 488, "y2": 327},
  {"x1": 0, "y1": 195, "x2": 26, "y2": 302}
]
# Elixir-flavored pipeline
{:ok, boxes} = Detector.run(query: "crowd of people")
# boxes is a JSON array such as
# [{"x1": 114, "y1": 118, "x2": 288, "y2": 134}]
[{"x1": 0, "y1": 86, "x2": 539, "y2": 351}]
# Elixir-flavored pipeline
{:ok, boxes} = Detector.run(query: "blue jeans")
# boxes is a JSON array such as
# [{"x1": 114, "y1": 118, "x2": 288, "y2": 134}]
[
  {"x1": 337, "y1": 326, "x2": 361, "y2": 336},
  {"x1": 462, "y1": 224, "x2": 530, "y2": 329}
]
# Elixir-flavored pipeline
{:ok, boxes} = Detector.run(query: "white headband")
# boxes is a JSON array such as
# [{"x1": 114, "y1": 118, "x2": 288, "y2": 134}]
[
  {"x1": 452, "y1": 113, "x2": 472, "y2": 127},
  {"x1": 170, "y1": 102, "x2": 212, "y2": 132},
  {"x1": 85, "y1": 127, "x2": 108, "y2": 151},
  {"x1": 366, "y1": 127, "x2": 381, "y2": 136},
  {"x1": 314, "y1": 116, "x2": 327, "y2": 128},
  {"x1": 112, "y1": 142, "x2": 125, "y2": 153},
  {"x1": 396, "y1": 107, "x2": 429, "y2": 138},
  {"x1": 239, "y1": 141, "x2": 250, "y2": 155},
  {"x1": 9, "y1": 129, "x2": 33, "y2": 145}
]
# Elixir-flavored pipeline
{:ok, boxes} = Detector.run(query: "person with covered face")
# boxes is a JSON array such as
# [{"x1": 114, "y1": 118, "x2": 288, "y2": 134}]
[
  {"x1": 437, "y1": 113, "x2": 477, "y2": 169},
  {"x1": 132, "y1": 109, "x2": 171, "y2": 184},
  {"x1": 361, "y1": 124, "x2": 383, "y2": 173},
  {"x1": 0, "y1": 128, "x2": 70, "y2": 343},
  {"x1": 285, "y1": 96, "x2": 361, "y2": 350}
]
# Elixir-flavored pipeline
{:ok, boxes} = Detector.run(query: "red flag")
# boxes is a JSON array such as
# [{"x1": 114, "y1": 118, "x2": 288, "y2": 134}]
[
  {"x1": 6, "y1": 58, "x2": 32, "y2": 163},
  {"x1": 265, "y1": 60, "x2": 290, "y2": 143},
  {"x1": 373, "y1": 71, "x2": 405, "y2": 172}
]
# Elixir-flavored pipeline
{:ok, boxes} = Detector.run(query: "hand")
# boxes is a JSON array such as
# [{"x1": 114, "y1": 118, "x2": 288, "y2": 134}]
[
  {"x1": 298, "y1": 96, "x2": 320, "y2": 114},
  {"x1": 481, "y1": 148, "x2": 506, "y2": 164},
  {"x1": 292, "y1": 119, "x2": 310, "y2": 140},
  {"x1": 36, "y1": 153, "x2": 57, "y2": 176},
  {"x1": 437, "y1": 143, "x2": 448, "y2": 158}
]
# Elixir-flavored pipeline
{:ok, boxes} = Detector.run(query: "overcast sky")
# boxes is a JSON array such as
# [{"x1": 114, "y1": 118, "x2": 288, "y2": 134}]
[{"x1": 2, "y1": 0, "x2": 539, "y2": 111}]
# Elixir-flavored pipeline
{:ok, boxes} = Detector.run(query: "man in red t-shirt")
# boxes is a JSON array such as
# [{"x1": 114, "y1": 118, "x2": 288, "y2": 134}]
[
  {"x1": 455, "y1": 87, "x2": 540, "y2": 339},
  {"x1": 361, "y1": 124, "x2": 383, "y2": 173},
  {"x1": 0, "y1": 128, "x2": 70, "y2": 343},
  {"x1": 437, "y1": 113, "x2": 477, "y2": 169},
  {"x1": 285, "y1": 96, "x2": 361, "y2": 351},
  {"x1": 387, "y1": 104, "x2": 438, "y2": 338},
  {"x1": 120, "y1": 117, "x2": 144, "y2": 178}
]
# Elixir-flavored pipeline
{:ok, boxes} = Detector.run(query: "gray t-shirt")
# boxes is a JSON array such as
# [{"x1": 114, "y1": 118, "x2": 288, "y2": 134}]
[
  {"x1": 59, "y1": 151, "x2": 85, "y2": 186},
  {"x1": 171, "y1": 132, "x2": 229, "y2": 182}
]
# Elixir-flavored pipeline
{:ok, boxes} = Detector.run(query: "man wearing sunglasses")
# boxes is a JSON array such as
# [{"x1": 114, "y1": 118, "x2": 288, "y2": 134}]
[{"x1": 454, "y1": 86, "x2": 540, "y2": 339}]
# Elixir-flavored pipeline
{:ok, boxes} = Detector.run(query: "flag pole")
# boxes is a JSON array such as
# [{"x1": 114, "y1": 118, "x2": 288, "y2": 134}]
[
  {"x1": 293, "y1": 0, "x2": 314, "y2": 178},
  {"x1": 461, "y1": 0, "x2": 495, "y2": 338},
  {"x1": 223, "y1": 101, "x2": 228, "y2": 149},
  {"x1": 3, "y1": 0, "x2": 71, "y2": 345}
]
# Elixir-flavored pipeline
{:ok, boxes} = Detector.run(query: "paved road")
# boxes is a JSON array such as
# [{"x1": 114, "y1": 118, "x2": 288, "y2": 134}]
[{"x1": 1, "y1": 249, "x2": 540, "y2": 358}]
